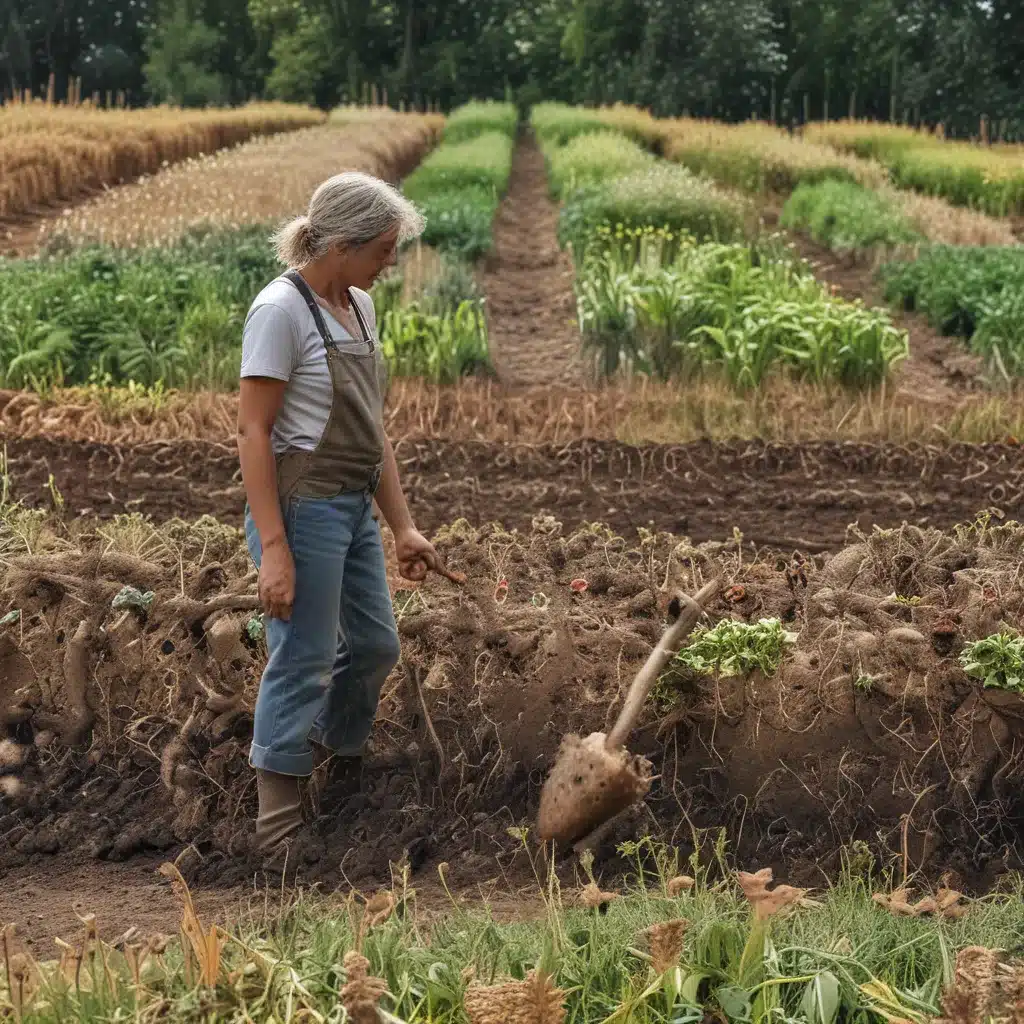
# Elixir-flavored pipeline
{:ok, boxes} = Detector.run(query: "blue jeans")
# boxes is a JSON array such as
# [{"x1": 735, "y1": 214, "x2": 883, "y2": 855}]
[{"x1": 244, "y1": 491, "x2": 401, "y2": 776}]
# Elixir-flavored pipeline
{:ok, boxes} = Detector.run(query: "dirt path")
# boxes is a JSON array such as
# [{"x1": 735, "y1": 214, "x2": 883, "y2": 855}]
[{"x1": 481, "y1": 131, "x2": 583, "y2": 387}]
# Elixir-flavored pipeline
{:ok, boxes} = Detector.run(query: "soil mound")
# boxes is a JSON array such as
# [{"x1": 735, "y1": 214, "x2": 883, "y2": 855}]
[{"x1": 2, "y1": 510, "x2": 1024, "y2": 890}]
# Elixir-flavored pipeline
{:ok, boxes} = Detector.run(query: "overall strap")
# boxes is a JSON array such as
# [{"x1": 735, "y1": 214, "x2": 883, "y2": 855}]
[
  {"x1": 346, "y1": 288, "x2": 374, "y2": 350},
  {"x1": 283, "y1": 269, "x2": 334, "y2": 349}
]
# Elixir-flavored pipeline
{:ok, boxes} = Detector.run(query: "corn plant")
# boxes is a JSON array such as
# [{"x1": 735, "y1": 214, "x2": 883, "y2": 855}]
[{"x1": 576, "y1": 234, "x2": 908, "y2": 388}]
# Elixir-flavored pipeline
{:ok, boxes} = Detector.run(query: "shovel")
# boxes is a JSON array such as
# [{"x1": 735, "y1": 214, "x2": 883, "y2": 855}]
[{"x1": 536, "y1": 578, "x2": 721, "y2": 848}]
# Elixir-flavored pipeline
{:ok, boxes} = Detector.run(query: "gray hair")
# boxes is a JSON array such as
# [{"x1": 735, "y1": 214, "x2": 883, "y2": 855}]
[{"x1": 272, "y1": 170, "x2": 425, "y2": 268}]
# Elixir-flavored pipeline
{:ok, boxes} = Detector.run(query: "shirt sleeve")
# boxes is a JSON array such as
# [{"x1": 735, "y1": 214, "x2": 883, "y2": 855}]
[{"x1": 240, "y1": 302, "x2": 299, "y2": 381}]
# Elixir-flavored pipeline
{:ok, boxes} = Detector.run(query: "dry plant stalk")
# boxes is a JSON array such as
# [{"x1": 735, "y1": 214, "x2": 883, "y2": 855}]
[
  {"x1": 737, "y1": 867, "x2": 808, "y2": 920},
  {"x1": 355, "y1": 890, "x2": 397, "y2": 949},
  {"x1": 463, "y1": 968, "x2": 567, "y2": 1024},
  {"x1": 158, "y1": 861, "x2": 224, "y2": 987},
  {"x1": 643, "y1": 918, "x2": 689, "y2": 973},
  {"x1": 0, "y1": 99, "x2": 325, "y2": 220},
  {"x1": 35, "y1": 114, "x2": 442, "y2": 251},
  {"x1": 5, "y1": 375, "x2": 1022, "y2": 448},
  {"x1": 340, "y1": 951, "x2": 390, "y2": 1024}
]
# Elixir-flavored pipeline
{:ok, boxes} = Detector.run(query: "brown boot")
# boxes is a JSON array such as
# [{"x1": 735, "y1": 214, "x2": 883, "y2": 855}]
[{"x1": 254, "y1": 769, "x2": 303, "y2": 853}]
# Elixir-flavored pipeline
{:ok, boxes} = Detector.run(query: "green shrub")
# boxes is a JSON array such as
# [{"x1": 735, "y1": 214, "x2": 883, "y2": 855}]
[
  {"x1": 576, "y1": 233, "x2": 908, "y2": 386},
  {"x1": 559, "y1": 164, "x2": 753, "y2": 260},
  {"x1": 442, "y1": 100, "x2": 518, "y2": 144},
  {"x1": 780, "y1": 180, "x2": 923, "y2": 252},
  {"x1": 881, "y1": 245, "x2": 1024, "y2": 375},
  {"x1": 546, "y1": 131, "x2": 654, "y2": 198}
]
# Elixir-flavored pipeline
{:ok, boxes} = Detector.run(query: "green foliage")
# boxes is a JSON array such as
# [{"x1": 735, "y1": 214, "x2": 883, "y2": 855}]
[
  {"x1": 530, "y1": 102, "x2": 617, "y2": 147},
  {"x1": 546, "y1": 131, "x2": 655, "y2": 198},
  {"x1": 380, "y1": 301, "x2": 491, "y2": 383},
  {"x1": 403, "y1": 121, "x2": 514, "y2": 261},
  {"x1": 559, "y1": 166, "x2": 752, "y2": 261},
  {"x1": 443, "y1": 100, "x2": 518, "y2": 143},
  {"x1": 780, "y1": 181, "x2": 924, "y2": 252},
  {"x1": 7, "y1": 840, "x2": 1024, "y2": 1023},
  {"x1": 676, "y1": 617, "x2": 798, "y2": 677},
  {"x1": 576, "y1": 232, "x2": 908, "y2": 386},
  {"x1": 960, "y1": 631, "x2": 1024, "y2": 692},
  {"x1": 413, "y1": 187, "x2": 499, "y2": 261},
  {"x1": 881, "y1": 246, "x2": 1024, "y2": 376},
  {"x1": 403, "y1": 131, "x2": 514, "y2": 199},
  {"x1": 0, "y1": 227, "x2": 489, "y2": 391}
]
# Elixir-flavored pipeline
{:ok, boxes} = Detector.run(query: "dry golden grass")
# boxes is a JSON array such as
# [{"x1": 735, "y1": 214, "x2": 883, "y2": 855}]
[
  {"x1": 0, "y1": 99, "x2": 324, "y2": 220},
  {"x1": 884, "y1": 184, "x2": 1019, "y2": 246},
  {"x1": 662, "y1": 118, "x2": 887, "y2": 194},
  {"x1": 32, "y1": 110, "x2": 444, "y2": 250},
  {"x1": 2, "y1": 376, "x2": 1022, "y2": 446}
]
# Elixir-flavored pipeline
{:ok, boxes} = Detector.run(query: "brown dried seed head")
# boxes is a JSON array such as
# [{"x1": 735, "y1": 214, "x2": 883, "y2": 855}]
[
  {"x1": 579, "y1": 882, "x2": 618, "y2": 910},
  {"x1": 738, "y1": 870, "x2": 806, "y2": 920},
  {"x1": 364, "y1": 890, "x2": 397, "y2": 929},
  {"x1": 340, "y1": 950, "x2": 390, "y2": 1024},
  {"x1": 643, "y1": 918, "x2": 689, "y2": 974},
  {"x1": 0, "y1": 739, "x2": 27, "y2": 770},
  {"x1": 464, "y1": 969, "x2": 566, "y2": 1024},
  {"x1": 667, "y1": 875, "x2": 695, "y2": 896}
]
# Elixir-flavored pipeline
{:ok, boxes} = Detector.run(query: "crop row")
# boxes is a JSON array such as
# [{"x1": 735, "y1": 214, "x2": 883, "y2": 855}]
[
  {"x1": 402, "y1": 100, "x2": 516, "y2": 261},
  {"x1": 0, "y1": 99, "x2": 325, "y2": 221},
  {"x1": 531, "y1": 104, "x2": 908, "y2": 389},
  {"x1": 808, "y1": 119, "x2": 1024, "y2": 217},
  {"x1": 31, "y1": 109, "x2": 443, "y2": 252}
]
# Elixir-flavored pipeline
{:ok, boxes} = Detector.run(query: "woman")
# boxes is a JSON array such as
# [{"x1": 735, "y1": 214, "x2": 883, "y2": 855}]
[{"x1": 237, "y1": 170, "x2": 439, "y2": 867}]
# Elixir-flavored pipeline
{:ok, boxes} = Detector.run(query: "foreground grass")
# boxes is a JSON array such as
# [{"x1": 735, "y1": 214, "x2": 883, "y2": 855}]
[{"x1": 4, "y1": 839, "x2": 1024, "y2": 1023}]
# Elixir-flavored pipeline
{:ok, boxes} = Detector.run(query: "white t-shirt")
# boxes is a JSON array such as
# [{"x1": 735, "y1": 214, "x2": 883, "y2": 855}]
[{"x1": 240, "y1": 277, "x2": 377, "y2": 455}]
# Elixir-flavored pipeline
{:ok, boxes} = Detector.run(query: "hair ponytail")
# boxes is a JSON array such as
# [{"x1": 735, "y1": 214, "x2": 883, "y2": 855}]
[{"x1": 272, "y1": 215, "x2": 319, "y2": 269}]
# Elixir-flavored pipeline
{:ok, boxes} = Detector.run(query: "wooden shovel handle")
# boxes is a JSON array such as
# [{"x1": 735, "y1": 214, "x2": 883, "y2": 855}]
[{"x1": 605, "y1": 578, "x2": 721, "y2": 750}]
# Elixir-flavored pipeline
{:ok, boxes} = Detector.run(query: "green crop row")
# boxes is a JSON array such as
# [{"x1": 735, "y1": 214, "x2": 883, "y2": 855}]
[
  {"x1": 807, "y1": 121, "x2": 1024, "y2": 216},
  {"x1": 880, "y1": 245, "x2": 1024, "y2": 377},
  {"x1": 402, "y1": 101, "x2": 516, "y2": 261},
  {"x1": 0, "y1": 226, "x2": 489, "y2": 391},
  {"x1": 780, "y1": 181, "x2": 924, "y2": 252},
  {"x1": 576, "y1": 227, "x2": 908, "y2": 388}
]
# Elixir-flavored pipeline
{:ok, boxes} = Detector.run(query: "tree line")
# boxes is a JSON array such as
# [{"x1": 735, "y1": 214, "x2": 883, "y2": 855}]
[{"x1": 3, "y1": 0, "x2": 1023, "y2": 137}]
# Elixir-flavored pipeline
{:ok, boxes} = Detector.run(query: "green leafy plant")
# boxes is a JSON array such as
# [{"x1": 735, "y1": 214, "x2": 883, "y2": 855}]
[
  {"x1": 676, "y1": 617, "x2": 798, "y2": 677},
  {"x1": 781, "y1": 180, "x2": 924, "y2": 252},
  {"x1": 960, "y1": 631, "x2": 1024, "y2": 692},
  {"x1": 576, "y1": 234, "x2": 908, "y2": 386},
  {"x1": 881, "y1": 245, "x2": 1024, "y2": 376}
]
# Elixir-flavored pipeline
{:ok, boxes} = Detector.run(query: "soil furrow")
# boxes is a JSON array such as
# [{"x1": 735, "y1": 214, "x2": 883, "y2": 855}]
[
  {"x1": 480, "y1": 130, "x2": 583, "y2": 386},
  {"x1": 3, "y1": 436, "x2": 1021, "y2": 551}
]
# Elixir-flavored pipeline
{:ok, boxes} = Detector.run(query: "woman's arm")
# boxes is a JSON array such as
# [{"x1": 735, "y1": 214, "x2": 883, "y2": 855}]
[
  {"x1": 375, "y1": 435, "x2": 439, "y2": 581},
  {"x1": 238, "y1": 377, "x2": 295, "y2": 618}
]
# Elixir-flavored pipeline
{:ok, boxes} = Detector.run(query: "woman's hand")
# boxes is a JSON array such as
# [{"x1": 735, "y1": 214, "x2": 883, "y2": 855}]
[
  {"x1": 393, "y1": 527, "x2": 439, "y2": 582},
  {"x1": 259, "y1": 537, "x2": 296, "y2": 620}
]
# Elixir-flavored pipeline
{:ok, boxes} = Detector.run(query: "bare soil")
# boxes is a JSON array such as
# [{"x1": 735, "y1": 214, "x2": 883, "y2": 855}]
[
  {"x1": 480, "y1": 131, "x2": 584, "y2": 386},
  {"x1": 3, "y1": 514, "x2": 1024, "y2": 946},
  {"x1": 2, "y1": 436, "x2": 1022, "y2": 555}
]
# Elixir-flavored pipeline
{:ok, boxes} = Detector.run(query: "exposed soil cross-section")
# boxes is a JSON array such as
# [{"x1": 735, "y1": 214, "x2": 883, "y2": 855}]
[{"x1": 481, "y1": 130, "x2": 583, "y2": 386}]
